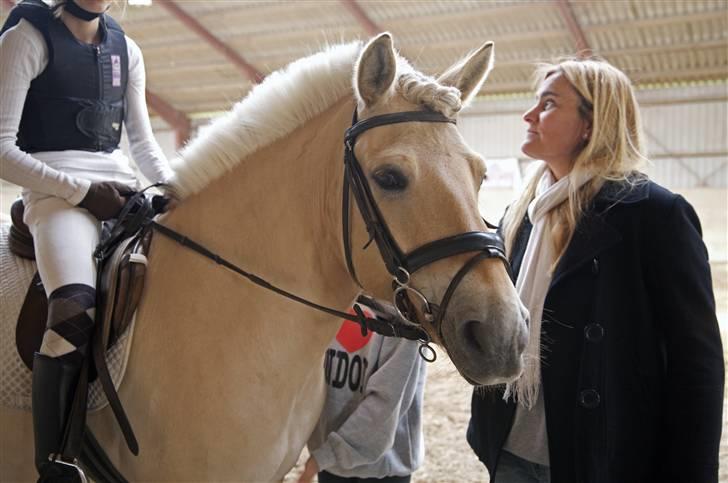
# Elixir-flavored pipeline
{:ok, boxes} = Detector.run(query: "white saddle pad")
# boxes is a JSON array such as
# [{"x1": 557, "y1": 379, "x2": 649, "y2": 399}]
[{"x1": 0, "y1": 223, "x2": 135, "y2": 412}]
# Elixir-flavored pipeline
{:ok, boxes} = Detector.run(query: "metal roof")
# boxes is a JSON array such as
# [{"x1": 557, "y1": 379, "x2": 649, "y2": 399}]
[{"x1": 2, "y1": 0, "x2": 727, "y2": 140}]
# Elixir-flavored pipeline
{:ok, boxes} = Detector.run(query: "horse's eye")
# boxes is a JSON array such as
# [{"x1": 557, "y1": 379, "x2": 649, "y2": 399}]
[{"x1": 372, "y1": 167, "x2": 408, "y2": 191}]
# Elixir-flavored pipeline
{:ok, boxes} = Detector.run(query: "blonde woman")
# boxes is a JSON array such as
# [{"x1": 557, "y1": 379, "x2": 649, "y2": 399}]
[
  {"x1": 0, "y1": 0, "x2": 172, "y2": 478},
  {"x1": 467, "y1": 58, "x2": 723, "y2": 483}
]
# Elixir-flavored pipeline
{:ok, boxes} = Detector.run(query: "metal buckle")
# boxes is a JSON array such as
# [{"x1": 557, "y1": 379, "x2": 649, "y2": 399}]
[
  {"x1": 418, "y1": 341, "x2": 437, "y2": 362},
  {"x1": 392, "y1": 268, "x2": 434, "y2": 324},
  {"x1": 49, "y1": 455, "x2": 89, "y2": 483}
]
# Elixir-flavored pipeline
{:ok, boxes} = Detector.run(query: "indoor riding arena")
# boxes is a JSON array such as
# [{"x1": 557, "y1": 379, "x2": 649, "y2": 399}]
[{"x1": 1, "y1": 1, "x2": 726, "y2": 482}]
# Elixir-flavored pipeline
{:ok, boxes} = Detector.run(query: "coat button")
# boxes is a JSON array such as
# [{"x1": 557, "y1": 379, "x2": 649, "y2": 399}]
[
  {"x1": 579, "y1": 389, "x2": 601, "y2": 409},
  {"x1": 591, "y1": 257, "x2": 599, "y2": 275},
  {"x1": 584, "y1": 323, "x2": 604, "y2": 342}
]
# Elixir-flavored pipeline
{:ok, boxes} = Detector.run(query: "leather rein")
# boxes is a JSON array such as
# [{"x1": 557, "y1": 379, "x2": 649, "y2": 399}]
[
  {"x1": 149, "y1": 109, "x2": 510, "y2": 358},
  {"x1": 76, "y1": 109, "x2": 513, "y2": 481}
]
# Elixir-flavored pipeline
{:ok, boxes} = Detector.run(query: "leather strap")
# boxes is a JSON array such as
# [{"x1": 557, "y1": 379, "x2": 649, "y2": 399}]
[
  {"x1": 150, "y1": 221, "x2": 428, "y2": 342},
  {"x1": 342, "y1": 110, "x2": 456, "y2": 280},
  {"x1": 81, "y1": 426, "x2": 129, "y2": 483},
  {"x1": 344, "y1": 110, "x2": 456, "y2": 145},
  {"x1": 404, "y1": 231, "x2": 506, "y2": 275},
  {"x1": 91, "y1": 234, "x2": 141, "y2": 456},
  {"x1": 431, "y1": 250, "x2": 501, "y2": 340}
]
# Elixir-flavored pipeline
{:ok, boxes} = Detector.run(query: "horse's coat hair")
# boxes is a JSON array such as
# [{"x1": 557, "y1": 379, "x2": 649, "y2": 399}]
[{"x1": 0, "y1": 33, "x2": 528, "y2": 481}]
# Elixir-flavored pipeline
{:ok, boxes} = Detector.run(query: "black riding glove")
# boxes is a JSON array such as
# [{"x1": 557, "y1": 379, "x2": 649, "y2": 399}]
[{"x1": 77, "y1": 181, "x2": 136, "y2": 221}]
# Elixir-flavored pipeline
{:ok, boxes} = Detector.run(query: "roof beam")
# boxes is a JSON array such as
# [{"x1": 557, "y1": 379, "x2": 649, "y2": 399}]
[
  {"x1": 156, "y1": 0, "x2": 264, "y2": 83},
  {"x1": 554, "y1": 0, "x2": 591, "y2": 58},
  {"x1": 339, "y1": 0, "x2": 382, "y2": 36},
  {"x1": 145, "y1": 90, "x2": 191, "y2": 148}
]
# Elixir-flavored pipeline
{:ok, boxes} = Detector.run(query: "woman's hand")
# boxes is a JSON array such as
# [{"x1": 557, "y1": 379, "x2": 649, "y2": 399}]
[
  {"x1": 296, "y1": 456, "x2": 319, "y2": 483},
  {"x1": 78, "y1": 181, "x2": 135, "y2": 220}
]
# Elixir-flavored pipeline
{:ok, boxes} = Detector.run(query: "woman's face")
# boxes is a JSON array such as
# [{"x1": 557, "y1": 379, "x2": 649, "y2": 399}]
[
  {"x1": 521, "y1": 72, "x2": 591, "y2": 179},
  {"x1": 74, "y1": 0, "x2": 113, "y2": 13}
]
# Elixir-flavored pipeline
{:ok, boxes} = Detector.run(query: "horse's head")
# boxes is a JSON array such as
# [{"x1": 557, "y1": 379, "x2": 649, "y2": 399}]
[{"x1": 347, "y1": 33, "x2": 528, "y2": 386}]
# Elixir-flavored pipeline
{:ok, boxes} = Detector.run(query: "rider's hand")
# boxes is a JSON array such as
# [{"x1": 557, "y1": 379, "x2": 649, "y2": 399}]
[
  {"x1": 296, "y1": 456, "x2": 319, "y2": 483},
  {"x1": 78, "y1": 181, "x2": 135, "y2": 221}
]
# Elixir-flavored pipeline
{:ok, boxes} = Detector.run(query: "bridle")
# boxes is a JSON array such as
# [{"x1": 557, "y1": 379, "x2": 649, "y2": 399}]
[
  {"x1": 145, "y1": 108, "x2": 510, "y2": 361},
  {"x1": 342, "y1": 109, "x2": 511, "y2": 341}
]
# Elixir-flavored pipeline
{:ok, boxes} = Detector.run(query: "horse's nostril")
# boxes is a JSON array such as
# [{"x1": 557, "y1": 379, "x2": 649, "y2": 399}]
[{"x1": 461, "y1": 320, "x2": 484, "y2": 354}]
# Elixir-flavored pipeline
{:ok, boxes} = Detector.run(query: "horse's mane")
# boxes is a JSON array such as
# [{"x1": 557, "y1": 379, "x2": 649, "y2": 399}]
[{"x1": 170, "y1": 41, "x2": 462, "y2": 197}]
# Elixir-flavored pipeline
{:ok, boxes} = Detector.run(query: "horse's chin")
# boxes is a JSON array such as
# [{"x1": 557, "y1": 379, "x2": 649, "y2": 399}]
[
  {"x1": 456, "y1": 361, "x2": 524, "y2": 387},
  {"x1": 438, "y1": 314, "x2": 528, "y2": 387}
]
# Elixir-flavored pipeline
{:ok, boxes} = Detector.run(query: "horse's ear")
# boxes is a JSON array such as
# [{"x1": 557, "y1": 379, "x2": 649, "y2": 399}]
[
  {"x1": 438, "y1": 42, "x2": 494, "y2": 107},
  {"x1": 355, "y1": 33, "x2": 397, "y2": 107}
]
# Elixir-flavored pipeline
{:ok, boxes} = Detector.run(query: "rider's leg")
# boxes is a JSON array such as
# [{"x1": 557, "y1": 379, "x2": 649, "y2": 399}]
[{"x1": 26, "y1": 197, "x2": 100, "y2": 480}]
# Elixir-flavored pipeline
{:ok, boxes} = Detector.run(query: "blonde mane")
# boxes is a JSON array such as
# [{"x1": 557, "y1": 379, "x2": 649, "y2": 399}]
[{"x1": 170, "y1": 40, "x2": 463, "y2": 198}]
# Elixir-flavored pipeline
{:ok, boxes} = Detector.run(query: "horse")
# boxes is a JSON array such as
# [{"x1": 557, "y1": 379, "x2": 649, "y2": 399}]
[{"x1": 0, "y1": 33, "x2": 528, "y2": 481}]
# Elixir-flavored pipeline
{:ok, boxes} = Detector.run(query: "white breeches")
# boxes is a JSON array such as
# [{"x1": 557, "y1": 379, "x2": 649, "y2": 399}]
[{"x1": 24, "y1": 196, "x2": 101, "y2": 297}]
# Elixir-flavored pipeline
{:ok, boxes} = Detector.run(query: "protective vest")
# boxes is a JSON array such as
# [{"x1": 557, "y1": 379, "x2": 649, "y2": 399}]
[{"x1": 0, "y1": 0, "x2": 128, "y2": 153}]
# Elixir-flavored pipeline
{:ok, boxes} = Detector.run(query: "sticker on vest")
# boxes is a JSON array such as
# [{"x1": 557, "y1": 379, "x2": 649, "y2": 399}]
[{"x1": 112, "y1": 55, "x2": 121, "y2": 87}]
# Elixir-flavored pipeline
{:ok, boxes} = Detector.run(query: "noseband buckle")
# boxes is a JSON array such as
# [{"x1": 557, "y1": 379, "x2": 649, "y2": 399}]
[{"x1": 393, "y1": 268, "x2": 435, "y2": 325}]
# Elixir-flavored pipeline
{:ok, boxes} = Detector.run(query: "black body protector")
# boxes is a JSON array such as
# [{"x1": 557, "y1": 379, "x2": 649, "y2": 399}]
[{"x1": 1, "y1": 0, "x2": 128, "y2": 153}]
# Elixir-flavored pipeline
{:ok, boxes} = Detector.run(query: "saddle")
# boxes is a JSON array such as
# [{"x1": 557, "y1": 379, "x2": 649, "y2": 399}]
[{"x1": 10, "y1": 199, "x2": 152, "y2": 374}]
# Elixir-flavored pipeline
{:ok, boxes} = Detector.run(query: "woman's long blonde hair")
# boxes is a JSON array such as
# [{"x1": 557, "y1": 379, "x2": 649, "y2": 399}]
[{"x1": 502, "y1": 58, "x2": 648, "y2": 263}]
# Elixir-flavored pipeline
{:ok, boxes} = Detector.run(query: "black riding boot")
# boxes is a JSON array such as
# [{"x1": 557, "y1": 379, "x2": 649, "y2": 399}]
[{"x1": 32, "y1": 353, "x2": 83, "y2": 482}]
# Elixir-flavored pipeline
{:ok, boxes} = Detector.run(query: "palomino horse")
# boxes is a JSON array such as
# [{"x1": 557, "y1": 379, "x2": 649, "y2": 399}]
[{"x1": 0, "y1": 33, "x2": 528, "y2": 481}]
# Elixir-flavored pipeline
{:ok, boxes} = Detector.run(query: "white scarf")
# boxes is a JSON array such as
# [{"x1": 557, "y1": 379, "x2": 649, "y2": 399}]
[{"x1": 504, "y1": 165, "x2": 594, "y2": 408}]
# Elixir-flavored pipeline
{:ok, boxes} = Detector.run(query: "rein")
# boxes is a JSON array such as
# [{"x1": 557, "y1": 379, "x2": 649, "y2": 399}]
[
  {"x1": 149, "y1": 108, "x2": 510, "y2": 354},
  {"x1": 76, "y1": 108, "x2": 511, "y2": 481},
  {"x1": 149, "y1": 221, "x2": 431, "y2": 346}
]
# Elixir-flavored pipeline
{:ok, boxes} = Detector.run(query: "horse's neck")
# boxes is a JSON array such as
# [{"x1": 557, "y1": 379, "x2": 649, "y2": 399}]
[
  {"x1": 157, "y1": 96, "x2": 358, "y2": 334},
  {"x1": 92, "y1": 97, "x2": 361, "y2": 478}
]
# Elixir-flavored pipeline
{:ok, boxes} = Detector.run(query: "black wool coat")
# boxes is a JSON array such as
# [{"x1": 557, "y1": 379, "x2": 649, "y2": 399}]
[{"x1": 467, "y1": 180, "x2": 724, "y2": 483}]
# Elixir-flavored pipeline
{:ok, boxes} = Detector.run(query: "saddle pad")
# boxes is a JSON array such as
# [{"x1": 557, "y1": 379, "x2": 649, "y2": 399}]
[{"x1": 0, "y1": 223, "x2": 135, "y2": 412}]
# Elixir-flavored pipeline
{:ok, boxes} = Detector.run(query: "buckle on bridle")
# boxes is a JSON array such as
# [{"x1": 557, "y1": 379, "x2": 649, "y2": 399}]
[{"x1": 392, "y1": 268, "x2": 434, "y2": 324}]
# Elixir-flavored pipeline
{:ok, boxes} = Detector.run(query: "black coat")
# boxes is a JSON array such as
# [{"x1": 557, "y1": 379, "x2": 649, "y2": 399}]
[{"x1": 467, "y1": 180, "x2": 724, "y2": 483}]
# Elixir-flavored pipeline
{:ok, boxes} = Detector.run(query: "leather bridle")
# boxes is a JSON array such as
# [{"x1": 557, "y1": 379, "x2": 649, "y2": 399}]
[
  {"x1": 342, "y1": 109, "x2": 511, "y2": 340},
  {"x1": 145, "y1": 109, "x2": 510, "y2": 357}
]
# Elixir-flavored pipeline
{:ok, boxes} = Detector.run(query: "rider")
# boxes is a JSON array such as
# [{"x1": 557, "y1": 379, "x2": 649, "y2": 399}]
[{"x1": 0, "y1": 0, "x2": 173, "y2": 478}]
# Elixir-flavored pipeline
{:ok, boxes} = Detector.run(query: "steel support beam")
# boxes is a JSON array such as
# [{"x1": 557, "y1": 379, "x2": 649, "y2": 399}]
[
  {"x1": 555, "y1": 0, "x2": 591, "y2": 58},
  {"x1": 146, "y1": 90, "x2": 191, "y2": 148},
  {"x1": 339, "y1": 0, "x2": 382, "y2": 36},
  {"x1": 157, "y1": 0, "x2": 264, "y2": 83}
]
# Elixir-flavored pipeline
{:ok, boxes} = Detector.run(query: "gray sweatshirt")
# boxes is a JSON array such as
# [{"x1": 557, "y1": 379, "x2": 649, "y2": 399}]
[{"x1": 307, "y1": 313, "x2": 427, "y2": 478}]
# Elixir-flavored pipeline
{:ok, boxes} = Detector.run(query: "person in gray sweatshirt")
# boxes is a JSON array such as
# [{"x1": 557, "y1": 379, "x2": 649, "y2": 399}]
[{"x1": 298, "y1": 304, "x2": 427, "y2": 483}]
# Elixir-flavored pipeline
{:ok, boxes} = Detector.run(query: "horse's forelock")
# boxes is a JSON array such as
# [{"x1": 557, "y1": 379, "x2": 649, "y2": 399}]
[{"x1": 397, "y1": 70, "x2": 462, "y2": 118}]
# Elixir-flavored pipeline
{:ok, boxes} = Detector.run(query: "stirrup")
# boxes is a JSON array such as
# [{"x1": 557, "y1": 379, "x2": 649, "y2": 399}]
[{"x1": 48, "y1": 454, "x2": 89, "y2": 483}]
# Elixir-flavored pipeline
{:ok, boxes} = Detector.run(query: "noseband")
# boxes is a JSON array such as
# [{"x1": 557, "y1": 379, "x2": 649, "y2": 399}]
[{"x1": 342, "y1": 109, "x2": 511, "y2": 340}]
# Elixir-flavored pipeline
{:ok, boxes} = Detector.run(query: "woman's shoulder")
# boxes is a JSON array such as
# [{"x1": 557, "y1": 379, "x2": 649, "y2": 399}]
[
  {"x1": 124, "y1": 34, "x2": 143, "y2": 63},
  {"x1": 1, "y1": 16, "x2": 46, "y2": 45},
  {"x1": 0, "y1": 17, "x2": 48, "y2": 62},
  {"x1": 597, "y1": 175, "x2": 680, "y2": 210}
]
